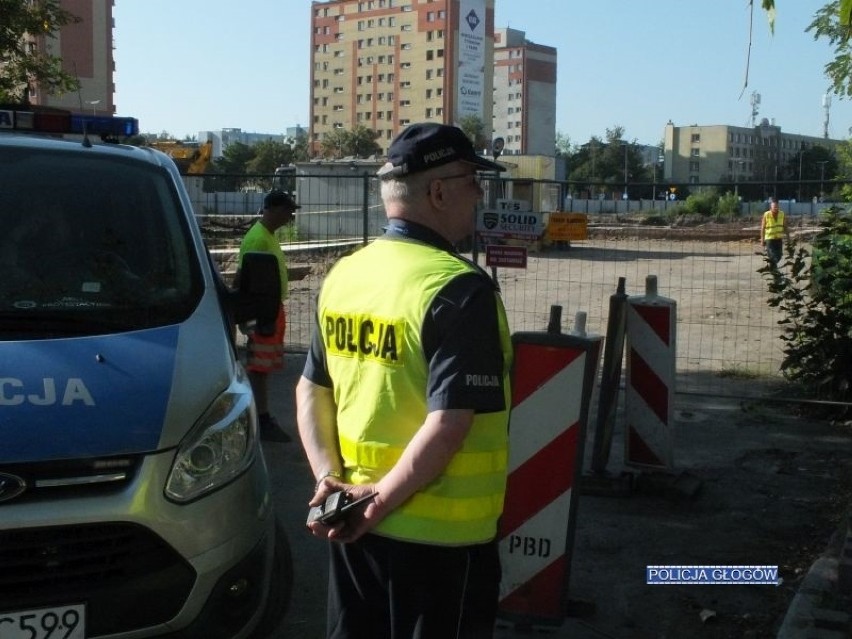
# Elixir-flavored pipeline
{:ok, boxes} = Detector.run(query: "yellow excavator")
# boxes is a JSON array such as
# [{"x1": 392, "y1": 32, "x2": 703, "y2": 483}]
[{"x1": 148, "y1": 139, "x2": 213, "y2": 174}]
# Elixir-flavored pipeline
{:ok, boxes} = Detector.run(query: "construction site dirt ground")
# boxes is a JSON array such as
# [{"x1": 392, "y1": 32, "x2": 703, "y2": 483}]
[
  {"x1": 538, "y1": 392, "x2": 852, "y2": 639},
  {"x1": 268, "y1": 369, "x2": 852, "y2": 639}
]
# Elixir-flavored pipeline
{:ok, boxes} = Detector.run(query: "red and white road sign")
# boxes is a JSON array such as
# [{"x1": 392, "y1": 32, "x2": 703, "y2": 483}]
[
  {"x1": 499, "y1": 330, "x2": 601, "y2": 624},
  {"x1": 624, "y1": 275, "x2": 677, "y2": 469}
]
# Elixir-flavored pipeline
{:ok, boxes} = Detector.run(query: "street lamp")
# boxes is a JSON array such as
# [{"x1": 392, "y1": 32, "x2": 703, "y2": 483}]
[
  {"x1": 85, "y1": 99, "x2": 100, "y2": 116},
  {"x1": 622, "y1": 143, "x2": 629, "y2": 200},
  {"x1": 734, "y1": 160, "x2": 745, "y2": 198},
  {"x1": 816, "y1": 160, "x2": 829, "y2": 201},
  {"x1": 797, "y1": 151, "x2": 803, "y2": 202},
  {"x1": 651, "y1": 152, "x2": 664, "y2": 204}
]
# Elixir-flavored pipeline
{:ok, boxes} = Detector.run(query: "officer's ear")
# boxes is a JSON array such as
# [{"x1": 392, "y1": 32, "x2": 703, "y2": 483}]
[{"x1": 426, "y1": 176, "x2": 451, "y2": 211}]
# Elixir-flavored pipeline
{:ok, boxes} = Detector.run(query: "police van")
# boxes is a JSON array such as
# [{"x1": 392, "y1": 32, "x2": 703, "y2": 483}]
[{"x1": 0, "y1": 107, "x2": 291, "y2": 638}]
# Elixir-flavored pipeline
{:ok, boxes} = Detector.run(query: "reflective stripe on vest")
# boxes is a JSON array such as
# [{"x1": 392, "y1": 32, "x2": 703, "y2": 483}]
[{"x1": 318, "y1": 238, "x2": 512, "y2": 545}]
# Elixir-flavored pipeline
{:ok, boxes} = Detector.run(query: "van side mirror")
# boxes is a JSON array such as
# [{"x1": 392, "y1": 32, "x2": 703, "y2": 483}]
[{"x1": 231, "y1": 252, "x2": 281, "y2": 334}]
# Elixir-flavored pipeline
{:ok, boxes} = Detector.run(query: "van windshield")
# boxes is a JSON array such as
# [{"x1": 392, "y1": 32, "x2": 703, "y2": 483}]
[{"x1": 0, "y1": 146, "x2": 203, "y2": 338}]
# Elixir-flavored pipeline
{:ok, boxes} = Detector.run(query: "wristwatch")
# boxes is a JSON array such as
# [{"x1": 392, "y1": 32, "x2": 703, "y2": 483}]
[{"x1": 315, "y1": 469, "x2": 342, "y2": 491}]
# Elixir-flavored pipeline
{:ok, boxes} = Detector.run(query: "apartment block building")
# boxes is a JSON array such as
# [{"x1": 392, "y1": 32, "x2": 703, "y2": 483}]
[
  {"x1": 309, "y1": 0, "x2": 496, "y2": 155},
  {"x1": 664, "y1": 119, "x2": 843, "y2": 186},
  {"x1": 492, "y1": 27, "x2": 556, "y2": 156},
  {"x1": 26, "y1": 0, "x2": 115, "y2": 116}
]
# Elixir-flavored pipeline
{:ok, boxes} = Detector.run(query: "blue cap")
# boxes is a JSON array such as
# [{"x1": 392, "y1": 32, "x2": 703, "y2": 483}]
[{"x1": 377, "y1": 123, "x2": 504, "y2": 179}]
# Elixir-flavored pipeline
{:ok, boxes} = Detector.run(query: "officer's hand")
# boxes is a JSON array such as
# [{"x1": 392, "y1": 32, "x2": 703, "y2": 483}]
[
  {"x1": 326, "y1": 487, "x2": 387, "y2": 544},
  {"x1": 306, "y1": 482, "x2": 381, "y2": 542}
]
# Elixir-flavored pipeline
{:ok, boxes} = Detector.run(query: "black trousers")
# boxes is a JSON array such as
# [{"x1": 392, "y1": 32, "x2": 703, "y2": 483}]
[{"x1": 326, "y1": 533, "x2": 501, "y2": 639}]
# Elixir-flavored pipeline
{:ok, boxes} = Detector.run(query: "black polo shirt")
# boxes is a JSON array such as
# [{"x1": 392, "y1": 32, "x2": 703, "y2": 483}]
[{"x1": 301, "y1": 219, "x2": 507, "y2": 413}]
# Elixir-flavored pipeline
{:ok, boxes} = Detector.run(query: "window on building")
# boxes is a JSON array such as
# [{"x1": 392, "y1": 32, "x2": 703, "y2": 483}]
[
  {"x1": 437, "y1": 49, "x2": 444, "y2": 57},
  {"x1": 689, "y1": 161, "x2": 699, "y2": 172},
  {"x1": 426, "y1": 50, "x2": 433, "y2": 60},
  {"x1": 426, "y1": 108, "x2": 433, "y2": 117},
  {"x1": 690, "y1": 148, "x2": 700, "y2": 157},
  {"x1": 691, "y1": 133, "x2": 700, "y2": 143}
]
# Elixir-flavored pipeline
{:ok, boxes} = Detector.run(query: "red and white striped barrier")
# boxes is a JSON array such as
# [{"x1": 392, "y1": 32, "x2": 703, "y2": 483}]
[
  {"x1": 498, "y1": 313, "x2": 602, "y2": 625},
  {"x1": 624, "y1": 275, "x2": 676, "y2": 469}
]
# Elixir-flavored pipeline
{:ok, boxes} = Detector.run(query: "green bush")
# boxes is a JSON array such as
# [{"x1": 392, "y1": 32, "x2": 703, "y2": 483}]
[
  {"x1": 715, "y1": 192, "x2": 741, "y2": 220},
  {"x1": 682, "y1": 190, "x2": 718, "y2": 216},
  {"x1": 761, "y1": 206, "x2": 852, "y2": 403}
]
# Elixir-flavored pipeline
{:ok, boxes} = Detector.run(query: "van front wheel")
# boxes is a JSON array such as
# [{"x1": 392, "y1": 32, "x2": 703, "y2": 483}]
[{"x1": 252, "y1": 518, "x2": 293, "y2": 638}]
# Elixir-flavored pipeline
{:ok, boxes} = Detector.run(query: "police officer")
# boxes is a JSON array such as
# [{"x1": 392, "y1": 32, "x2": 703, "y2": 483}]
[{"x1": 296, "y1": 122, "x2": 512, "y2": 638}]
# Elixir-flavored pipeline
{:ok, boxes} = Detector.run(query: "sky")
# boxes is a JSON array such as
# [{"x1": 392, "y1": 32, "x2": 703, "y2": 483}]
[{"x1": 112, "y1": 1, "x2": 852, "y2": 146}]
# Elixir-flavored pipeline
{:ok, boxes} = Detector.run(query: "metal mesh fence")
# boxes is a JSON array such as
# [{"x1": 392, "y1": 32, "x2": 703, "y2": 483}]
[{"x1": 189, "y1": 172, "x2": 828, "y2": 399}]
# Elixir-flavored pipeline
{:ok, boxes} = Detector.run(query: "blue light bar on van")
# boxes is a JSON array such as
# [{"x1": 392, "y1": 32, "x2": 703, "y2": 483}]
[
  {"x1": 70, "y1": 114, "x2": 139, "y2": 137},
  {"x1": 0, "y1": 108, "x2": 70, "y2": 132},
  {"x1": 0, "y1": 106, "x2": 138, "y2": 137}
]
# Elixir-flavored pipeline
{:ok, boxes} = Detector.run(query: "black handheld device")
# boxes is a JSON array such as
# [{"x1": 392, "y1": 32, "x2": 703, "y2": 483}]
[{"x1": 306, "y1": 491, "x2": 377, "y2": 526}]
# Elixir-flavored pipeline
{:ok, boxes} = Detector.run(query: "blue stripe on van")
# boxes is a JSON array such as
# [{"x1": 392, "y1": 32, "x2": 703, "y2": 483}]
[{"x1": 0, "y1": 326, "x2": 179, "y2": 463}]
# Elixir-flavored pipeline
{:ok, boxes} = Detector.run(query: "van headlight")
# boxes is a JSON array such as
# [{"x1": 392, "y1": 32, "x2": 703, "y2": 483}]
[{"x1": 165, "y1": 384, "x2": 256, "y2": 503}]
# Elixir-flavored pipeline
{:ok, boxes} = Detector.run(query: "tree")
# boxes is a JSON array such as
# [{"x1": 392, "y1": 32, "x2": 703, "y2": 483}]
[
  {"x1": 246, "y1": 140, "x2": 298, "y2": 175},
  {"x1": 555, "y1": 131, "x2": 573, "y2": 158},
  {"x1": 0, "y1": 0, "x2": 81, "y2": 103},
  {"x1": 458, "y1": 114, "x2": 489, "y2": 153},
  {"x1": 565, "y1": 126, "x2": 650, "y2": 197},
  {"x1": 763, "y1": 1, "x2": 852, "y2": 98},
  {"x1": 319, "y1": 125, "x2": 381, "y2": 159},
  {"x1": 761, "y1": 206, "x2": 852, "y2": 404}
]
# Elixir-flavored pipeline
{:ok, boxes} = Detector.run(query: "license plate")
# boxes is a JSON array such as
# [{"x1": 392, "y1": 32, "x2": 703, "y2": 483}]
[{"x1": 0, "y1": 604, "x2": 85, "y2": 639}]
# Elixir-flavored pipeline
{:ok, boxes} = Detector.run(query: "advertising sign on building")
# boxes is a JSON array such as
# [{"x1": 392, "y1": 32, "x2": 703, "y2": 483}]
[{"x1": 457, "y1": 0, "x2": 486, "y2": 119}]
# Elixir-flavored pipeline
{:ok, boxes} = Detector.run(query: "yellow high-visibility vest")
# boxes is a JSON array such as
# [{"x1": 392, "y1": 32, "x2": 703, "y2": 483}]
[
  {"x1": 763, "y1": 210, "x2": 785, "y2": 241},
  {"x1": 318, "y1": 237, "x2": 512, "y2": 545}
]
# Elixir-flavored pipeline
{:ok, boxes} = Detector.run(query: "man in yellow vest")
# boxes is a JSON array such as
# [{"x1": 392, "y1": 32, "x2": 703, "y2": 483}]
[
  {"x1": 296, "y1": 123, "x2": 513, "y2": 638},
  {"x1": 760, "y1": 196, "x2": 787, "y2": 265},
  {"x1": 238, "y1": 189, "x2": 299, "y2": 442}
]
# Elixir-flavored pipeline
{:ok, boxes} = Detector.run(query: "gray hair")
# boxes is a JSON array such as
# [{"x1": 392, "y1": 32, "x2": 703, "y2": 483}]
[{"x1": 380, "y1": 170, "x2": 434, "y2": 206}]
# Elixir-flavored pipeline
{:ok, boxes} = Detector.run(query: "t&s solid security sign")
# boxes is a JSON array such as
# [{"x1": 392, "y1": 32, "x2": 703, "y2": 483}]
[{"x1": 478, "y1": 204, "x2": 543, "y2": 240}]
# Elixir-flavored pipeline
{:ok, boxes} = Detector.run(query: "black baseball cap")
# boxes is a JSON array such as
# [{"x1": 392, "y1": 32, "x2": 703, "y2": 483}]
[
  {"x1": 377, "y1": 123, "x2": 505, "y2": 179},
  {"x1": 264, "y1": 190, "x2": 300, "y2": 210}
]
